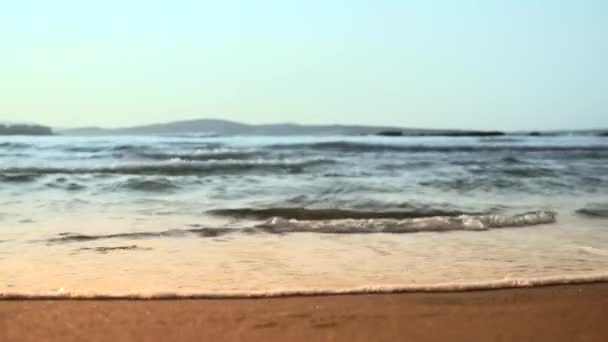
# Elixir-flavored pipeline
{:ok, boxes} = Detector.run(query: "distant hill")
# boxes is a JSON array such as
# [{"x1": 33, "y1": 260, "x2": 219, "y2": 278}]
[
  {"x1": 0, "y1": 124, "x2": 53, "y2": 136},
  {"x1": 58, "y1": 119, "x2": 608, "y2": 137},
  {"x1": 58, "y1": 119, "x2": 505, "y2": 136}
]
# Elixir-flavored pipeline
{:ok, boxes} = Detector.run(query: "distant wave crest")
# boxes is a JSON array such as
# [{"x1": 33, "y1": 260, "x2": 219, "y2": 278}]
[
  {"x1": 269, "y1": 141, "x2": 608, "y2": 155},
  {"x1": 136, "y1": 150, "x2": 260, "y2": 162},
  {"x1": 0, "y1": 173, "x2": 42, "y2": 183},
  {"x1": 0, "y1": 159, "x2": 333, "y2": 176},
  {"x1": 0, "y1": 142, "x2": 31, "y2": 149},
  {"x1": 114, "y1": 177, "x2": 179, "y2": 192}
]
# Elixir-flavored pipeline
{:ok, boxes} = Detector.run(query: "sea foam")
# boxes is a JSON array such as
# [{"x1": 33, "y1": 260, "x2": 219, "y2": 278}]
[
  {"x1": 2, "y1": 273, "x2": 607, "y2": 299},
  {"x1": 257, "y1": 211, "x2": 557, "y2": 234}
]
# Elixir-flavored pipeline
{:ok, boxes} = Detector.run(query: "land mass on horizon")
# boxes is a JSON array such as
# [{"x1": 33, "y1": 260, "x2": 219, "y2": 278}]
[
  {"x1": 56, "y1": 119, "x2": 608, "y2": 137},
  {"x1": 0, "y1": 124, "x2": 54, "y2": 136}
]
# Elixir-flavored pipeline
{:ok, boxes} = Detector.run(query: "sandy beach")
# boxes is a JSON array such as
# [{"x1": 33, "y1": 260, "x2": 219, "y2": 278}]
[{"x1": 1, "y1": 282, "x2": 607, "y2": 342}]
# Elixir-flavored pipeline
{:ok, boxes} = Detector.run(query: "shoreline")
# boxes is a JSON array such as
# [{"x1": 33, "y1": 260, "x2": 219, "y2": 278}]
[
  {"x1": 3, "y1": 273, "x2": 608, "y2": 300},
  {"x1": 2, "y1": 282, "x2": 608, "y2": 341}
]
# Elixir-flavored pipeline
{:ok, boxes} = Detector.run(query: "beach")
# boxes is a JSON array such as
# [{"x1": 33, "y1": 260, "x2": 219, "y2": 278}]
[
  {"x1": 3, "y1": 0, "x2": 607, "y2": 339},
  {"x1": 2, "y1": 283, "x2": 607, "y2": 342},
  {"x1": 2, "y1": 135, "x2": 608, "y2": 341}
]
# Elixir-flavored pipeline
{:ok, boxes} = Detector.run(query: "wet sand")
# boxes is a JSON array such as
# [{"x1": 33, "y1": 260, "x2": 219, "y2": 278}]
[{"x1": 1, "y1": 283, "x2": 607, "y2": 342}]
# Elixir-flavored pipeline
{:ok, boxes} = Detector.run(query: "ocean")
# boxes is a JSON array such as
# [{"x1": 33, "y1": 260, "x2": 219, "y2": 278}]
[{"x1": 1, "y1": 134, "x2": 608, "y2": 297}]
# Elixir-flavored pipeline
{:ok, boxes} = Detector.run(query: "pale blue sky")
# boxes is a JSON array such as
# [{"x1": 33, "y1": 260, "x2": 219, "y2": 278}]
[{"x1": 1, "y1": 1, "x2": 606, "y2": 129}]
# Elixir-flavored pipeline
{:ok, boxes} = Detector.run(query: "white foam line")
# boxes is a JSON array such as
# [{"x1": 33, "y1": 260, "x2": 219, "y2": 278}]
[
  {"x1": 2, "y1": 273, "x2": 608, "y2": 300},
  {"x1": 259, "y1": 210, "x2": 557, "y2": 233}
]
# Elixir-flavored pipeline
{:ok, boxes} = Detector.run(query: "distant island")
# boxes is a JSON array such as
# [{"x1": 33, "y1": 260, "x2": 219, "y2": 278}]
[
  {"x1": 58, "y1": 119, "x2": 508, "y2": 137},
  {"x1": 0, "y1": 124, "x2": 53, "y2": 136},
  {"x1": 55, "y1": 119, "x2": 608, "y2": 137}
]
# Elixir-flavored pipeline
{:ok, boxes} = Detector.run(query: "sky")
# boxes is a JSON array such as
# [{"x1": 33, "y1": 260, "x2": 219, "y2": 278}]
[{"x1": 1, "y1": 1, "x2": 606, "y2": 130}]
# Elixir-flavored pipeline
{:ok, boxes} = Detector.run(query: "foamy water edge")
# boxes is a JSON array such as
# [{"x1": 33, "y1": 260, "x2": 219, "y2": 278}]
[{"x1": 3, "y1": 274, "x2": 608, "y2": 299}]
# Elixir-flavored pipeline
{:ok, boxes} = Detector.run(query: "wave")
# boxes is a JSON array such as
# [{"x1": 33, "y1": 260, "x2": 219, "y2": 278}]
[
  {"x1": 501, "y1": 156, "x2": 525, "y2": 164},
  {"x1": 136, "y1": 150, "x2": 261, "y2": 162},
  {"x1": 470, "y1": 166, "x2": 558, "y2": 178},
  {"x1": 274, "y1": 196, "x2": 498, "y2": 213},
  {"x1": 45, "y1": 181, "x2": 87, "y2": 191},
  {"x1": 0, "y1": 142, "x2": 31, "y2": 149},
  {"x1": 63, "y1": 146, "x2": 108, "y2": 153},
  {"x1": 577, "y1": 246, "x2": 608, "y2": 256},
  {"x1": 208, "y1": 207, "x2": 485, "y2": 220},
  {"x1": 167, "y1": 133, "x2": 222, "y2": 138},
  {"x1": 63, "y1": 144, "x2": 150, "y2": 153},
  {"x1": 48, "y1": 227, "x2": 240, "y2": 243},
  {"x1": 415, "y1": 174, "x2": 599, "y2": 194},
  {"x1": 112, "y1": 144, "x2": 149, "y2": 152},
  {"x1": 478, "y1": 137, "x2": 524, "y2": 143},
  {"x1": 0, "y1": 173, "x2": 42, "y2": 183},
  {"x1": 114, "y1": 177, "x2": 179, "y2": 192},
  {"x1": 2, "y1": 273, "x2": 607, "y2": 299},
  {"x1": 0, "y1": 159, "x2": 334, "y2": 176},
  {"x1": 59, "y1": 146, "x2": 254, "y2": 162},
  {"x1": 576, "y1": 203, "x2": 608, "y2": 218},
  {"x1": 77, "y1": 245, "x2": 152, "y2": 253},
  {"x1": 268, "y1": 141, "x2": 608, "y2": 155},
  {"x1": 166, "y1": 142, "x2": 224, "y2": 148},
  {"x1": 256, "y1": 211, "x2": 556, "y2": 233},
  {"x1": 63, "y1": 142, "x2": 225, "y2": 154},
  {"x1": 46, "y1": 211, "x2": 556, "y2": 244}
]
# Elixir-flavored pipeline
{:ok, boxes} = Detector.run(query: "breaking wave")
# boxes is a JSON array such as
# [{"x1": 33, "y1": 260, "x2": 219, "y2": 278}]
[
  {"x1": 256, "y1": 211, "x2": 557, "y2": 234},
  {"x1": 46, "y1": 211, "x2": 556, "y2": 244},
  {"x1": 208, "y1": 207, "x2": 485, "y2": 220}
]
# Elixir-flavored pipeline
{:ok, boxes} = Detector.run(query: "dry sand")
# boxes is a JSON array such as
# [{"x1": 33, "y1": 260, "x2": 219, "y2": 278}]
[{"x1": 1, "y1": 283, "x2": 608, "y2": 342}]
